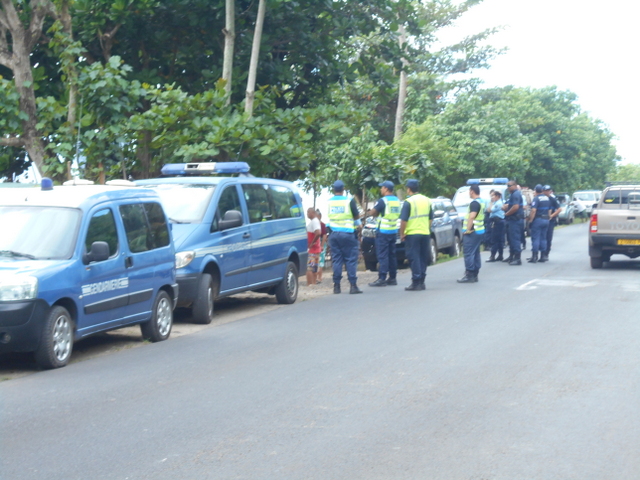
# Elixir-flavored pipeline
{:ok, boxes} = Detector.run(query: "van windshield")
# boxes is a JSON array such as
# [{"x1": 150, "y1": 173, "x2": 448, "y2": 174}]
[
  {"x1": 574, "y1": 192, "x2": 598, "y2": 202},
  {"x1": 453, "y1": 185, "x2": 507, "y2": 209},
  {"x1": 0, "y1": 206, "x2": 81, "y2": 259},
  {"x1": 143, "y1": 184, "x2": 215, "y2": 223}
]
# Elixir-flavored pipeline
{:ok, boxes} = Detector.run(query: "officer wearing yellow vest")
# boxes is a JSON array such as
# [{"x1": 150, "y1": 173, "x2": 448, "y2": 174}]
[
  {"x1": 457, "y1": 184, "x2": 485, "y2": 283},
  {"x1": 366, "y1": 180, "x2": 401, "y2": 287},
  {"x1": 327, "y1": 180, "x2": 363, "y2": 294},
  {"x1": 399, "y1": 179, "x2": 433, "y2": 291}
]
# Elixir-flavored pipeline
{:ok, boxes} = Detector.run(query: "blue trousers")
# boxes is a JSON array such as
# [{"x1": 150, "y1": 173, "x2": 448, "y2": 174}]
[
  {"x1": 329, "y1": 231, "x2": 359, "y2": 285},
  {"x1": 531, "y1": 217, "x2": 549, "y2": 253},
  {"x1": 506, "y1": 218, "x2": 523, "y2": 254},
  {"x1": 405, "y1": 234, "x2": 429, "y2": 283},
  {"x1": 490, "y1": 218, "x2": 505, "y2": 257},
  {"x1": 463, "y1": 232, "x2": 483, "y2": 275},
  {"x1": 375, "y1": 232, "x2": 397, "y2": 280},
  {"x1": 545, "y1": 221, "x2": 556, "y2": 254}
]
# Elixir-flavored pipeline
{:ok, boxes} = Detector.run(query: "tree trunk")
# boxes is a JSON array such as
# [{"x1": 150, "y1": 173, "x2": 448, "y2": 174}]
[
  {"x1": 136, "y1": 130, "x2": 152, "y2": 179},
  {"x1": 222, "y1": 0, "x2": 235, "y2": 105},
  {"x1": 394, "y1": 24, "x2": 408, "y2": 142},
  {"x1": 245, "y1": 0, "x2": 266, "y2": 117}
]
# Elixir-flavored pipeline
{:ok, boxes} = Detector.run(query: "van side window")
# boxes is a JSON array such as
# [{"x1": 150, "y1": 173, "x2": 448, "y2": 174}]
[
  {"x1": 213, "y1": 186, "x2": 243, "y2": 231},
  {"x1": 243, "y1": 184, "x2": 275, "y2": 223},
  {"x1": 85, "y1": 208, "x2": 118, "y2": 258},
  {"x1": 270, "y1": 185, "x2": 301, "y2": 218},
  {"x1": 119, "y1": 202, "x2": 169, "y2": 252}
]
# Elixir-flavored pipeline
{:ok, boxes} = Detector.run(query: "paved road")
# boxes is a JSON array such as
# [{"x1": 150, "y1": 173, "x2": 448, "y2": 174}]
[{"x1": 2, "y1": 223, "x2": 640, "y2": 480}]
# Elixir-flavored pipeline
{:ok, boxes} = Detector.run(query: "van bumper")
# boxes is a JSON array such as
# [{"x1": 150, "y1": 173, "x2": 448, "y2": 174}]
[
  {"x1": 0, "y1": 299, "x2": 49, "y2": 353},
  {"x1": 175, "y1": 273, "x2": 200, "y2": 308},
  {"x1": 590, "y1": 234, "x2": 640, "y2": 258}
]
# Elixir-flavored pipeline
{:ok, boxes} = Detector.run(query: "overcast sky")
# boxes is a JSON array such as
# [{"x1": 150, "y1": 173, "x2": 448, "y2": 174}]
[{"x1": 438, "y1": 0, "x2": 639, "y2": 164}]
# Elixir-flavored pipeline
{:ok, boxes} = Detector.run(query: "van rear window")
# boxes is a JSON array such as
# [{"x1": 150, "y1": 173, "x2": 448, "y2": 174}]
[{"x1": 603, "y1": 188, "x2": 640, "y2": 205}]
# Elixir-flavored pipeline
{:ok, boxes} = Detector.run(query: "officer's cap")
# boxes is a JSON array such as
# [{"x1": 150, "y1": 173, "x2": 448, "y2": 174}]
[
  {"x1": 543, "y1": 184, "x2": 551, "y2": 191},
  {"x1": 379, "y1": 180, "x2": 394, "y2": 191},
  {"x1": 332, "y1": 180, "x2": 345, "y2": 190},
  {"x1": 405, "y1": 179, "x2": 419, "y2": 191},
  {"x1": 535, "y1": 184, "x2": 543, "y2": 193}
]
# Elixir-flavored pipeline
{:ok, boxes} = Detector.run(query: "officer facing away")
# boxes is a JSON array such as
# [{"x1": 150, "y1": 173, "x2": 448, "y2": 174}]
[
  {"x1": 399, "y1": 179, "x2": 433, "y2": 291},
  {"x1": 458, "y1": 184, "x2": 486, "y2": 283},
  {"x1": 502, "y1": 180, "x2": 524, "y2": 265},
  {"x1": 327, "y1": 180, "x2": 363, "y2": 294},
  {"x1": 366, "y1": 180, "x2": 400, "y2": 287},
  {"x1": 527, "y1": 184, "x2": 551, "y2": 263},
  {"x1": 542, "y1": 185, "x2": 561, "y2": 262}
]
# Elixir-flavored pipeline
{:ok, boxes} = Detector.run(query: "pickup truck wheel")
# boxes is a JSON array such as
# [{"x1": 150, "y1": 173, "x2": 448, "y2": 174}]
[
  {"x1": 448, "y1": 234, "x2": 461, "y2": 257},
  {"x1": 192, "y1": 273, "x2": 216, "y2": 324},
  {"x1": 140, "y1": 290, "x2": 173, "y2": 342},
  {"x1": 275, "y1": 261, "x2": 299, "y2": 304},
  {"x1": 429, "y1": 238, "x2": 438, "y2": 265},
  {"x1": 34, "y1": 306, "x2": 74, "y2": 369},
  {"x1": 590, "y1": 256, "x2": 604, "y2": 269}
]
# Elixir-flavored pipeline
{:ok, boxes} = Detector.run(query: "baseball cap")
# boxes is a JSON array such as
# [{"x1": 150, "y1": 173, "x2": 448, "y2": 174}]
[
  {"x1": 379, "y1": 180, "x2": 394, "y2": 190},
  {"x1": 535, "y1": 184, "x2": 543, "y2": 193},
  {"x1": 332, "y1": 180, "x2": 345, "y2": 190},
  {"x1": 405, "y1": 179, "x2": 419, "y2": 191},
  {"x1": 543, "y1": 184, "x2": 551, "y2": 191}
]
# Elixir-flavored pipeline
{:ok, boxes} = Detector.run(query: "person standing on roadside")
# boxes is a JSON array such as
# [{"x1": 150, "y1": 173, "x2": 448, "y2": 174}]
[
  {"x1": 485, "y1": 190, "x2": 505, "y2": 262},
  {"x1": 327, "y1": 180, "x2": 363, "y2": 294},
  {"x1": 315, "y1": 210, "x2": 327, "y2": 283},
  {"x1": 541, "y1": 185, "x2": 560, "y2": 262},
  {"x1": 366, "y1": 180, "x2": 400, "y2": 287},
  {"x1": 399, "y1": 179, "x2": 433, "y2": 291},
  {"x1": 503, "y1": 180, "x2": 524, "y2": 265},
  {"x1": 527, "y1": 184, "x2": 551, "y2": 263},
  {"x1": 306, "y1": 208, "x2": 322, "y2": 286},
  {"x1": 457, "y1": 184, "x2": 485, "y2": 283}
]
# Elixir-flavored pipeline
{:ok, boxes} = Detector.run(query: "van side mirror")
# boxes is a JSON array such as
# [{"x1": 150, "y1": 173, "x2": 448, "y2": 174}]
[
  {"x1": 219, "y1": 210, "x2": 243, "y2": 231},
  {"x1": 83, "y1": 241, "x2": 110, "y2": 264},
  {"x1": 433, "y1": 210, "x2": 445, "y2": 218}
]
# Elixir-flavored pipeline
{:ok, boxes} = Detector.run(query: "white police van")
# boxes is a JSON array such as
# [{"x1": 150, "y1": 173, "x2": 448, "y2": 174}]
[
  {"x1": 0, "y1": 179, "x2": 178, "y2": 369},
  {"x1": 452, "y1": 178, "x2": 510, "y2": 215},
  {"x1": 136, "y1": 162, "x2": 307, "y2": 324}
]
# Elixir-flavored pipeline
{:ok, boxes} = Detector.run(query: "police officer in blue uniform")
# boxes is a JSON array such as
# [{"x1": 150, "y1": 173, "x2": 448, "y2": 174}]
[
  {"x1": 541, "y1": 185, "x2": 560, "y2": 262},
  {"x1": 503, "y1": 180, "x2": 524, "y2": 265},
  {"x1": 327, "y1": 180, "x2": 363, "y2": 294},
  {"x1": 366, "y1": 180, "x2": 401, "y2": 287},
  {"x1": 527, "y1": 184, "x2": 551, "y2": 263}
]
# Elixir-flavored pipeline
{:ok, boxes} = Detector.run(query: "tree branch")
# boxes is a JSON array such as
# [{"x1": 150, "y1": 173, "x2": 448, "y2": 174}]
[
  {"x1": 26, "y1": 0, "x2": 56, "y2": 51},
  {"x1": 0, "y1": 136, "x2": 26, "y2": 148}
]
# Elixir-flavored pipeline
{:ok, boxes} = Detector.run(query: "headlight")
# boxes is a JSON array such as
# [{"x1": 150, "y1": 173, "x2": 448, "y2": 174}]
[
  {"x1": 0, "y1": 275, "x2": 38, "y2": 301},
  {"x1": 175, "y1": 251, "x2": 196, "y2": 269}
]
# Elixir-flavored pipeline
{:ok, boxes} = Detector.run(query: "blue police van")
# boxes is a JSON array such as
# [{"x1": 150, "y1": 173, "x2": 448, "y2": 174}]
[
  {"x1": 0, "y1": 180, "x2": 178, "y2": 369},
  {"x1": 136, "y1": 162, "x2": 307, "y2": 324}
]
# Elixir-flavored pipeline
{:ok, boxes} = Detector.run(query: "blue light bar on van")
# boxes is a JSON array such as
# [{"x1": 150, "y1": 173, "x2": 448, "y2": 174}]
[
  {"x1": 161, "y1": 162, "x2": 251, "y2": 176},
  {"x1": 467, "y1": 178, "x2": 509, "y2": 185}
]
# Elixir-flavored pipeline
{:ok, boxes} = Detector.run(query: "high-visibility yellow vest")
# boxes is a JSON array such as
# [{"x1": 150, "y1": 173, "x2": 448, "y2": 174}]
[
  {"x1": 405, "y1": 194, "x2": 431, "y2": 235},
  {"x1": 378, "y1": 195, "x2": 400, "y2": 234},
  {"x1": 463, "y1": 198, "x2": 485, "y2": 233},
  {"x1": 328, "y1": 196, "x2": 355, "y2": 233}
]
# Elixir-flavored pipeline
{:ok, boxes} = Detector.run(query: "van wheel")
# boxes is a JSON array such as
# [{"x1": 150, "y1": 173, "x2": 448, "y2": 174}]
[
  {"x1": 34, "y1": 306, "x2": 74, "y2": 369},
  {"x1": 192, "y1": 273, "x2": 216, "y2": 324},
  {"x1": 141, "y1": 290, "x2": 173, "y2": 342},
  {"x1": 448, "y1": 234, "x2": 461, "y2": 257},
  {"x1": 590, "y1": 256, "x2": 603, "y2": 269},
  {"x1": 275, "y1": 261, "x2": 299, "y2": 304},
  {"x1": 429, "y1": 238, "x2": 438, "y2": 265}
]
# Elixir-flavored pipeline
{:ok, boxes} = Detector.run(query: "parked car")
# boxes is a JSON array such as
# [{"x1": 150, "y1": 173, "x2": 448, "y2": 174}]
[
  {"x1": 137, "y1": 162, "x2": 307, "y2": 324},
  {"x1": 0, "y1": 180, "x2": 178, "y2": 369},
  {"x1": 573, "y1": 190, "x2": 601, "y2": 216},
  {"x1": 361, "y1": 196, "x2": 463, "y2": 270},
  {"x1": 555, "y1": 193, "x2": 575, "y2": 224},
  {"x1": 588, "y1": 184, "x2": 640, "y2": 268}
]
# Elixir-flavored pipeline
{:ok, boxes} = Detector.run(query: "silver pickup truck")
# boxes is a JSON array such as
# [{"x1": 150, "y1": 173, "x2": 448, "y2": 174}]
[{"x1": 588, "y1": 185, "x2": 640, "y2": 268}]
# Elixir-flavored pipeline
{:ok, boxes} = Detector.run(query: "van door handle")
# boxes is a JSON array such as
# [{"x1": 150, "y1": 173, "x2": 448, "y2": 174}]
[
  {"x1": 125, "y1": 256, "x2": 134, "y2": 268},
  {"x1": 243, "y1": 232, "x2": 250, "y2": 239}
]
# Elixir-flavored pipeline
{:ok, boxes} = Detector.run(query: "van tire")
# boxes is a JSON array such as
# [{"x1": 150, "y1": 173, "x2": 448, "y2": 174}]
[
  {"x1": 34, "y1": 306, "x2": 74, "y2": 369},
  {"x1": 141, "y1": 290, "x2": 173, "y2": 342},
  {"x1": 275, "y1": 261, "x2": 299, "y2": 304},
  {"x1": 448, "y1": 234, "x2": 461, "y2": 257},
  {"x1": 429, "y1": 238, "x2": 438, "y2": 266},
  {"x1": 192, "y1": 273, "x2": 215, "y2": 324},
  {"x1": 590, "y1": 256, "x2": 603, "y2": 269}
]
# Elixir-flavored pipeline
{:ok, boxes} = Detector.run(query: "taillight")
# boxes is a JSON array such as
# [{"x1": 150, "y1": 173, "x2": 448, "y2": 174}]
[{"x1": 590, "y1": 213, "x2": 598, "y2": 232}]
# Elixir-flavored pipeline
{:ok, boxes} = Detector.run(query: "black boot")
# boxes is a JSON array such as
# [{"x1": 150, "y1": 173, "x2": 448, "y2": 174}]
[
  {"x1": 527, "y1": 252, "x2": 538, "y2": 263},
  {"x1": 496, "y1": 253, "x2": 504, "y2": 261},
  {"x1": 386, "y1": 278, "x2": 398, "y2": 286},
  {"x1": 486, "y1": 254, "x2": 497, "y2": 263},
  {"x1": 502, "y1": 253, "x2": 513, "y2": 263},
  {"x1": 457, "y1": 272, "x2": 475, "y2": 283},
  {"x1": 333, "y1": 283, "x2": 341, "y2": 294},
  {"x1": 405, "y1": 282, "x2": 422, "y2": 291},
  {"x1": 350, "y1": 284, "x2": 363, "y2": 294},
  {"x1": 509, "y1": 253, "x2": 522, "y2": 266},
  {"x1": 539, "y1": 252, "x2": 548, "y2": 263},
  {"x1": 368, "y1": 278, "x2": 387, "y2": 287}
]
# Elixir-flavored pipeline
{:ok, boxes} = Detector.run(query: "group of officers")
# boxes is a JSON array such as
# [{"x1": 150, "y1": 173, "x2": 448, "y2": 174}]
[{"x1": 324, "y1": 178, "x2": 562, "y2": 293}]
